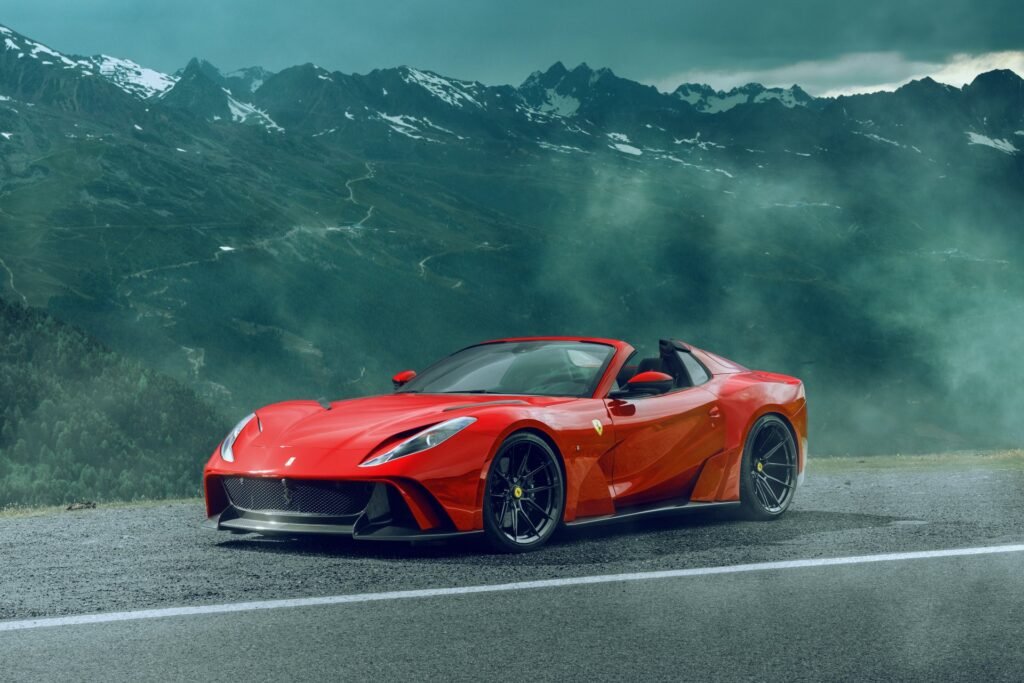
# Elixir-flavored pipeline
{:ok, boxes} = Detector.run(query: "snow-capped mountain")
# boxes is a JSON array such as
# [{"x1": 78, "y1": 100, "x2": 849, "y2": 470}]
[
  {"x1": 3, "y1": 17, "x2": 1021, "y2": 161},
  {"x1": 0, "y1": 23, "x2": 153, "y2": 120},
  {"x1": 518, "y1": 61, "x2": 669, "y2": 119},
  {"x1": 0, "y1": 23, "x2": 176, "y2": 106},
  {"x1": 160, "y1": 58, "x2": 282, "y2": 131},
  {"x1": 0, "y1": 23, "x2": 86, "y2": 71},
  {"x1": 673, "y1": 82, "x2": 813, "y2": 113}
]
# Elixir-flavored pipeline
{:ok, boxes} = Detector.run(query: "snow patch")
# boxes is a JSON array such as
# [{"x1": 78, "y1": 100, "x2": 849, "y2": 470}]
[
  {"x1": 375, "y1": 112, "x2": 463, "y2": 142},
  {"x1": 856, "y1": 132, "x2": 899, "y2": 147},
  {"x1": 678, "y1": 84, "x2": 809, "y2": 113},
  {"x1": 674, "y1": 132, "x2": 724, "y2": 150},
  {"x1": 610, "y1": 143, "x2": 642, "y2": 156},
  {"x1": 27, "y1": 40, "x2": 77, "y2": 68},
  {"x1": 752, "y1": 87, "x2": 803, "y2": 108},
  {"x1": 218, "y1": 246, "x2": 236, "y2": 252},
  {"x1": 225, "y1": 94, "x2": 284, "y2": 132},
  {"x1": 537, "y1": 141, "x2": 588, "y2": 154},
  {"x1": 400, "y1": 67, "x2": 482, "y2": 108},
  {"x1": 966, "y1": 131, "x2": 1018, "y2": 154},
  {"x1": 92, "y1": 55, "x2": 176, "y2": 99},
  {"x1": 377, "y1": 112, "x2": 436, "y2": 142},
  {"x1": 133, "y1": 124, "x2": 143, "y2": 131},
  {"x1": 701, "y1": 91, "x2": 747, "y2": 113},
  {"x1": 852, "y1": 131, "x2": 918, "y2": 152},
  {"x1": 536, "y1": 89, "x2": 580, "y2": 116},
  {"x1": 606, "y1": 132, "x2": 631, "y2": 143}
]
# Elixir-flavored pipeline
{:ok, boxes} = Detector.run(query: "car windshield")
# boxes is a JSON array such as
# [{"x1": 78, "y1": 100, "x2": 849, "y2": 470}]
[{"x1": 399, "y1": 341, "x2": 615, "y2": 398}]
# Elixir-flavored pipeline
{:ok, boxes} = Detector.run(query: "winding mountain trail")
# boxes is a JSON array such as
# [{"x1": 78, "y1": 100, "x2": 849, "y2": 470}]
[
  {"x1": 336, "y1": 161, "x2": 376, "y2": 230},
  {"x1": 117, "y1": 163, "x2": 381, "y2": 285},
  {"x1": 0, "y1": 256, "x2": 27, "y2": 303},
  {"x1": 343, "y1": 162, "x2": 375, "y2": 204},
  {"x1": 417, "y1": 241, "x2": 504, "y2": 288}
]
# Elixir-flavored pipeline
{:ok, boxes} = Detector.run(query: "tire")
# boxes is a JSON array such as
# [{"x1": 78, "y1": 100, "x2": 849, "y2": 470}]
[
  {"x1": 482, "y1": 433, "x2": 565, "y2": 553},
  {"x1": 739, "y1": 414, "x2": 798, "y2": 520}
]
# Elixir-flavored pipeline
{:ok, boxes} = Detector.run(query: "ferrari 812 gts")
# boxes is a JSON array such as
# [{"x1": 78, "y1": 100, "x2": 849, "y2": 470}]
[{"x1": 203, "y1": 337, "x2": 807, "y2": 551}]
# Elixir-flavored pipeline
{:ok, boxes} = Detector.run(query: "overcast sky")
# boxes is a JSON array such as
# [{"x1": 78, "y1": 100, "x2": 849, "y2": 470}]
[{"x1": 1, "y1": 0, "x2": 1022, "y2": 95}]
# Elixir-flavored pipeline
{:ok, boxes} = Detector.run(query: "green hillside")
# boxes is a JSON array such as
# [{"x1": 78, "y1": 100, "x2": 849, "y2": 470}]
[{"x1": 0, "y1": 299, "x2": 227, "y2": 505}]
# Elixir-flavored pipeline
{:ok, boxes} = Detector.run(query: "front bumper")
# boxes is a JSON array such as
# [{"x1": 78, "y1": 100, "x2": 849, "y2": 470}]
[{"x1": 203, "y1": 477, "x2": 481, "y2": 542}]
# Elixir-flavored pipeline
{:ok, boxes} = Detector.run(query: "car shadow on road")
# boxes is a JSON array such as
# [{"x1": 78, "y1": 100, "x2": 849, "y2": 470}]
[{"x1": 214, "y1": 507, "x2": 907, "y2": 563}]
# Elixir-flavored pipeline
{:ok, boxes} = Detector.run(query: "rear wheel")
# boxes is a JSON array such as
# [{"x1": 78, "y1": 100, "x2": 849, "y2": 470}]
[
  {"x1": 482, "y1": 433, "x2": 564, "y2": 552},
  {"x1": 739, "y1": 415, "x2": 798, "y2": 520}
]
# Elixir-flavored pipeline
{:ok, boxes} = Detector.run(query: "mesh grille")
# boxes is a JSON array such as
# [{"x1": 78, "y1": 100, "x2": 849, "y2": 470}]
[{"x1": 222, "y1": 477, "x2": 373, "y2": 516}]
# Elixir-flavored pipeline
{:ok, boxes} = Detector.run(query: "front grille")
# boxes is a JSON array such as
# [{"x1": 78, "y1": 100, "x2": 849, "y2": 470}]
[{"x1": 222, "y1": 477, "x2": 373, "y2": 517}]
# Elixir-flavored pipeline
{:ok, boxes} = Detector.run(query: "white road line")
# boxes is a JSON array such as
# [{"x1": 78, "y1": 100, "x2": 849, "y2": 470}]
[{"x1": 2, "y1": 543, "x2": 1023, "y2": 633}]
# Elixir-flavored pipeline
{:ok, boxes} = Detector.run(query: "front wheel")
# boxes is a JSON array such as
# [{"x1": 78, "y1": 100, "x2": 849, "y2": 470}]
[
  {"x1": 739, "y1": 414, "x2": 798, "y2": 520},
  {"x1": 482, "y1": 433, "x2": 564, "y2": 552}
]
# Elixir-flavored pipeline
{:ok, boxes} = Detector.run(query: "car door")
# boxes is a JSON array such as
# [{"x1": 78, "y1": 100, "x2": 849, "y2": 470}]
[{"x1": 606, "y1": 383, "x2": 725, "y2": 509}]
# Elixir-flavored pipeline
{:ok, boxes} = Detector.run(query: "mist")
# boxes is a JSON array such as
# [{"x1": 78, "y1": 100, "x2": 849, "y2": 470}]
[{"x1": 505, "y1": 123, "x2": 1024, "y2": 455}]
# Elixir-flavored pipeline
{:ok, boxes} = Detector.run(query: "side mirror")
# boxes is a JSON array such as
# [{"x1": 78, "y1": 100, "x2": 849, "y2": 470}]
[
  {"x1": 392, "y1": 369, "x2": 417, "y2": 389},
  {"x1": 624, "y1": 370, "x2": 674, "y2": 396}
]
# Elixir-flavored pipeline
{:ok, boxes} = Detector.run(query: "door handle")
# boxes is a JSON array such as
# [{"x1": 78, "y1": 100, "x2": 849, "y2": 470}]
[{"x1": 708, "y1": 406, "x2": 721, "y2": 419}]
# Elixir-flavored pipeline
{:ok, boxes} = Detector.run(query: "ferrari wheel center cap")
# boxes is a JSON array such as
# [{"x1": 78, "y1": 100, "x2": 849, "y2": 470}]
[
  {"x1": 513, "y1": 486, "x2": 524, "y2": 499},
  {"x1": 756, "y1": 462, "x2": 764, "y2": 472}
]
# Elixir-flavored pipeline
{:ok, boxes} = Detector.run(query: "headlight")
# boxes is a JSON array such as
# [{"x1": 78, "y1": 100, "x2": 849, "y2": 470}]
[
  {"x1": 220, "y1": 413, "x2": 256, "y2": 462},
  {"x1": 359, "y1": 416, "x2": 476, "y2": 467}
]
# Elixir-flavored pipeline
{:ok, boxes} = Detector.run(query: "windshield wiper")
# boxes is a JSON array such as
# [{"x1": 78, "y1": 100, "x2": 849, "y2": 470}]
[{"x1": 439, "y1": 389, "x2": 498, "y2": 394}]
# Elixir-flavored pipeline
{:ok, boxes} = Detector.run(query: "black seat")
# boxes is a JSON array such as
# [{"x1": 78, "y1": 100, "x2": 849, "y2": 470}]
[
  {"x1": 616, "y1": 363, "x2": 639, "y2": 387},
  {"x1": 613, "y1": 357, "x2": 659, "y2": 390},
  {"x1": 638, "y1": 355, "x2": 691, "y2": 388},
  {"x1": 637, "y1": 357, "x2": 663, "y2": 374}
]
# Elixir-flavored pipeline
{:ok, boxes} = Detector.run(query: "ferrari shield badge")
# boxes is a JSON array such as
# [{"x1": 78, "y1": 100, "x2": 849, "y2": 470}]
[{"x1": 592, "y1": 419, "x2": 604, "y2": 436}]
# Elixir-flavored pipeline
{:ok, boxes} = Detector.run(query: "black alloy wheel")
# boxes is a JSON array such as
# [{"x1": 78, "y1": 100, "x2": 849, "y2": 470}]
[
  {"x1": 739, "y1": 414, "x2": 798, "y2": 519},
  {"x1": 483, "y1": 433, "x2": 565, "y2": 552}
]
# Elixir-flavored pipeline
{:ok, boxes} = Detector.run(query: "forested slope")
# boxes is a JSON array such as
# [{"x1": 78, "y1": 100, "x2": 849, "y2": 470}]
[{"x1": 0, "y1": 299, "x2": 227, "y2": 505}]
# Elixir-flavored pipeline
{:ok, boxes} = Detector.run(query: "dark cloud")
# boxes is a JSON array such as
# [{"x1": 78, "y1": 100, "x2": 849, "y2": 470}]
[{"x1": 2, "y1": 0, "x2": 1022, "y2": 88}]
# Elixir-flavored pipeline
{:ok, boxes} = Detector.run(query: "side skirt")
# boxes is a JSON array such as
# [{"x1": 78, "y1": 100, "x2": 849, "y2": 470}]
[{"x1": 564, "y1": 499, "x2": 739, "y2": 529}]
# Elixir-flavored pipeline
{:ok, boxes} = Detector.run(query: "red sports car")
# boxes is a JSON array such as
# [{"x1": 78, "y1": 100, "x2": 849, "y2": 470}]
[{"x1": 203, "y1": 337, "x2": 807, "y2": 551}]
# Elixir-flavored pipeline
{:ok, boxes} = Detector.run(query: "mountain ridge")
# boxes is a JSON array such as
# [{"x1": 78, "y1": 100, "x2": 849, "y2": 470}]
[{"x1": 9, "y1": 21, "x2": 1017, "y2": 119}]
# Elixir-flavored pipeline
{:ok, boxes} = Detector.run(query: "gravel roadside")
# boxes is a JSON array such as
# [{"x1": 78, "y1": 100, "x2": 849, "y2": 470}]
[{"x1": 1, "y1": 454, "x2": 1021, "y2": 621}]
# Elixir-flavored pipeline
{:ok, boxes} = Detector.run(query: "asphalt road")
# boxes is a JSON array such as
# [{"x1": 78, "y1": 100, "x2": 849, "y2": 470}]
[{"x1": 1, "y1": 458, "x2": 1022, "y2": 680}]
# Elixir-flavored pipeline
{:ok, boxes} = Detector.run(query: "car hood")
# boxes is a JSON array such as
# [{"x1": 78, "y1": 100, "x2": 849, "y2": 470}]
[{"x1": 245, "y1": 392, "x2": 571, "y2": 458}]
